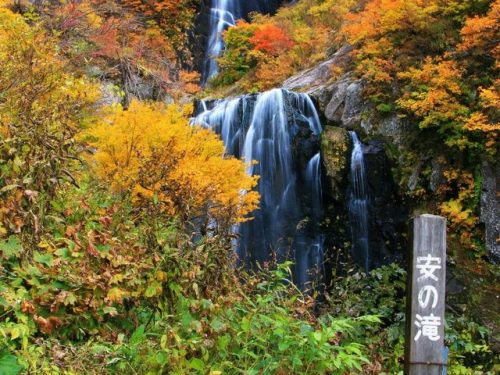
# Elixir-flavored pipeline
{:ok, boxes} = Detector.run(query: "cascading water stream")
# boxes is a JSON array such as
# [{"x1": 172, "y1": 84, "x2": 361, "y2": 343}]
[
  {"x1": 201, "y1": 0, "x2": 282, "y2": 85},
  {"x1": 202, "y1": 0, "x2": 241, "y2": 85},
  {"x1": 307, "y1": 153, "x2": 322, "y2": 220},
  {"x1": 299, "y1": 152, "x2": 324, "y2": 289},
  {"x1": 192, "y1": 89, "x2": 324, "y2": 290},
  {"x1": 348, "y1": 131, "x2": 370, "y2": 273}
]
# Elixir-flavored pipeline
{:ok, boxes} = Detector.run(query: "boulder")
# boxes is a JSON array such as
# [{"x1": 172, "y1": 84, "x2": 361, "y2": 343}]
[{"x1": 283, "y1": 45, "x2": 353, "y2": 93}]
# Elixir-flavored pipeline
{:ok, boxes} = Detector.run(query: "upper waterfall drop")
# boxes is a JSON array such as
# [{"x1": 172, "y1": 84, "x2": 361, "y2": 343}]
[
  {"x1": 202, "y1": 0, "x2": 241, "y2": 85},
  {"x1": 192, "y1": 89, "x2": 324, "y2": 290},
  {"x1": 201, "y1": 0, "x2": 283, "y2": 85}
]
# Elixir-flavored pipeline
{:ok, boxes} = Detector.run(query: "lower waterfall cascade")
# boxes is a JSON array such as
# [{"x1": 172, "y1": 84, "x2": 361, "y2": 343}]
[
  {"x1": 192, "y1": 90, "x2": 407, "y2": 286},
  {"x1": 192, "y1": 88, "x2": 324, "y2": 290}
]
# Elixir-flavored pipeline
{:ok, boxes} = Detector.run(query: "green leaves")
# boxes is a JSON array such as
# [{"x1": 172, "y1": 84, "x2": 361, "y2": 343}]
[
  {"x1": 33, "y1": 251, "x2": 53, "y2": 266},
  {"x1": 145, "y1": 281, "x2": 162, "y2": 298},
  {"x1": 0, "y1": 237, "x2": 21, "y2": 259},
  {"x1": 0, "y1": 350, "x2": 22, "y2": 375},
  {"x1": 189, "y1": 358, "x2": 205, "y2": 372}
]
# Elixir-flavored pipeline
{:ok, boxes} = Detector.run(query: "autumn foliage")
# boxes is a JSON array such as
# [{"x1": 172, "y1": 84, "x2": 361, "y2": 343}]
[
  {"x1": 0, "y1": 6, "x2": 98, "y2": 242},
  {"x1": 7, "y1": 0, "x2": 200, "y2": 104},
  {"x1": 0, "y1": 3, "x2": 259, "y2": 354},
  {"x1": 250, "y1": 24, "x2": 294, "y2": 56},
  {"x1": 83, "y1": 101, "x2": 259, "y2": 227}
]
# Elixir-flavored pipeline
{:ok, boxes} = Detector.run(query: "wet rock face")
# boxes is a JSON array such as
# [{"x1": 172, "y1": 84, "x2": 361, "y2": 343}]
[
  {"x1": 283, "y1": 45, "x2": 353, "y2": 92},
  {"x1": 319, "y1": 127, "x2": 351, "y2": 285},
  {"x1": 324, "y1": 78, "x2": 363, "y2": 128},
  {"x1": 357, "y1": 141, "x2": 407, "y2": 269},
  {"x1": 480, "y1": 160, "x2": 500, "y2": 263}
]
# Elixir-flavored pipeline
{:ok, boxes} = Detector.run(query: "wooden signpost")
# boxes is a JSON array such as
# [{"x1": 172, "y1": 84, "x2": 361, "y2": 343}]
[{"x1": 405, "y1": 214, "x2": 447, "y2": 375}]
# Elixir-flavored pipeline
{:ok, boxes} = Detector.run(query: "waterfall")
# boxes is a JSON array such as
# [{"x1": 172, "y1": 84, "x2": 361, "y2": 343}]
[
  {"x1": 192, "y1": 89, "x2": 324, "y2": 290},
  {"x1": 348, "y1": 131, "x2": 370, "y2": 273},
  {"x1": 201, "y1": 1, "x2": 281, "y2": 85},
  {"x1": 300, "y1": 152, "x2": 324, "y2": 289},
  {"x1": 202, "y1": 0, "x2": 241, "y2": 85},
  {"x1": 307, "y1": 153, "x2": 322, "y2": 219}
]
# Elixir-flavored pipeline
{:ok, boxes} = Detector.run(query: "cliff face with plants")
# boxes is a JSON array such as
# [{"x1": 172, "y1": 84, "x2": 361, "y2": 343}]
[{"x1": 0, "y1": 1, "x2": 498, "y2": 374}]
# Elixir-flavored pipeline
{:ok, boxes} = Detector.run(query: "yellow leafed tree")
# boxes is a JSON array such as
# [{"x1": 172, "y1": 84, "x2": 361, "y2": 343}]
[
  {"x1": 83, "y1": 101, "x2": 259, "y2": 228},
  {"x1": 0, "y1": 5, "x2": 99, "y2": 241}
]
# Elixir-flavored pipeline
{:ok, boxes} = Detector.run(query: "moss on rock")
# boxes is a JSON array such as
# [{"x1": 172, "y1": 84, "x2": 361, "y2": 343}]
[{"x1": 321, "y1": 126, "x2": 349, "y2": 201}]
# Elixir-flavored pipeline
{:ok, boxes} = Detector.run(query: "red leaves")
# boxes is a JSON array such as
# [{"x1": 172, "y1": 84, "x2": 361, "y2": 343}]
[
  {"x1": 250, "y1": 24, "x2": 294, "y2": 56},
  {"x1": 34, "y1": 315, "x2": 63, "y2": 334},
  {"x1": 90, "y1": 18, "x2": 120, "y2": 59},
  {"x1": 99, "y1": 216, "x2": 112, "y2": 229},
  {"x1": 21, "y1": 300, "x2": 36, "y2": 315}
]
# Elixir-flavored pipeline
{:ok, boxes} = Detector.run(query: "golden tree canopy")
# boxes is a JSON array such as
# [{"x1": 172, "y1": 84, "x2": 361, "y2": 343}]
[{"x1": 83, "y1": 101, "x2": 260, "y2": 225}]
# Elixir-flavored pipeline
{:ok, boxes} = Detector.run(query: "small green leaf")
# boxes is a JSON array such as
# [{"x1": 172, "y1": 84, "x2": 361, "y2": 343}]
[
  {"x1": 129, "y1": 325, "x2": 145, "y2": 347},
  {"x1": 0, "y1": 236, "x2": 21, "y2": 259},
  {"x1": 10, "y1": 327, "x2": 20, "y2": 340},
  {"x1": 189, "y1": 358, "x2": 205, "y2": 372},
  {"x1": 55, "y1": 247, "x2": 71, "y2": 259},
  {"x1": 0, "y1": 350, "x2": 22, "y2": 375},
  {"x1": 145, "y1": 281, "x2": 162, "y2": 298},
  {"x1": 210, "y1": 317, "x2": 225, "y2": 332},
  {"x1": 278, "y1": 341, "x2": 290, "y2": 351},
  {"x1": 33, "y1": 251, "x2": 53, "y2": 266},
  {"x1": 155, "y1": 351, "x2": 168, "y2": 365},
  {"x1": 313, "y1": 331, "x2": 322, "y2": 342}
]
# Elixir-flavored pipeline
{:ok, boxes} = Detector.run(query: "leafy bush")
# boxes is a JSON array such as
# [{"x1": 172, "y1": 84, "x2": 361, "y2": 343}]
[
  {"x1": 0, "y1": 6, "x2": 98, "y2": 246},
  {"x1": 329, "y1": 264, "x2": 496, "y2": 374},
  {"x1": 82, "y1": 100, "x2": 259, "y2": 230},
  {"x1": 5, "y1": 264, "x2": 380, "y2": 374}
]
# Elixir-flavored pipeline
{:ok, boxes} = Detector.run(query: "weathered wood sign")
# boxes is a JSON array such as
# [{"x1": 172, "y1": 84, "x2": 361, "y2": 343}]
[{"x1": 405, "y1": 214, "x2": 447, "y2": 375}]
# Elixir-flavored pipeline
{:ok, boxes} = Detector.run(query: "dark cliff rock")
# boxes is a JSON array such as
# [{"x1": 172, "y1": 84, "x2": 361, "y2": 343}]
[
  {"x1": 321, "y1": 127, "x2": 349, "y2": 202},
  {"x1": 357, "y1": 141, "x2": 407, "y2": 269},
  {"x1": 480, "y1": 159, "x2": 499, "y2": 263},
  {"x1": 284, "y1": 48, "x2": 409, "y2": 270}
]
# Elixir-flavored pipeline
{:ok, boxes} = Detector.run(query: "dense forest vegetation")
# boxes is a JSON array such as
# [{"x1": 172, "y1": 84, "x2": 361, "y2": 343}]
[{"x1": 0, "y1": 0, "x2": 498, "y2": 374}]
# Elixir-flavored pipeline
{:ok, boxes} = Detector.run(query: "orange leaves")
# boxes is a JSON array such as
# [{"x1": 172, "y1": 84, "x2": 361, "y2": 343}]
[
  {"x1": 438, "y1": 169, "x2": 479, "y2": 250},
  {"x1": 463, "y1": 82, "x2": 500, "y2": 155},
  {"x1": 397, "y1": 57, "x2": 468, "y2": 129},
  {"x1": 106, "y1": 287, "x2": 128, "y2": 304},
  {"x1": 341, "y1": 0, "x2": 445, "y2": 46},
  {"x1": 83, "y1": 101, "x2": 259, "y2": 225},
  {"x1": 455, "y1": 1, "x2": 500, "y2": 155},
  {"x1": 250, "y1": 24, "x2": 294, "y2": 56},
  {"x1": 121, "y1": 0, "x2": 196, "y2": 51},
  {"x1": 33, "y1": 315, "x2": 63, "y2": 335},
  {"x1": 458, "y1": 0, "x2": 500, "y2": 59},
  {"x1": 339, "y1": 0, "x2": 461, "y2": 105},
  {"x1": 90, "y1": 18, "x2": 121, "y2": 59},
  {"x1": 180, "y1": 70, "x2": 201, "y2": 94}
]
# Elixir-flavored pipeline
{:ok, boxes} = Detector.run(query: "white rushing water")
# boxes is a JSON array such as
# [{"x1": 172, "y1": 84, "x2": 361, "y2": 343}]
[
  {"x1": 202, "y1": 0, "x2": 241, "y2": 84},
  {"x1": 348, "y1": 131, "x2": 370, "y2": 273},
  {"x1": 201, "y1": 0, "x2": 280, "y2": 85},
  {"x1": 192, "y1": 88, "x2": 324, "y2": 290}
]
